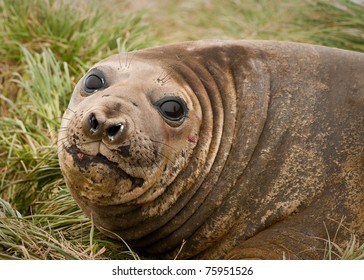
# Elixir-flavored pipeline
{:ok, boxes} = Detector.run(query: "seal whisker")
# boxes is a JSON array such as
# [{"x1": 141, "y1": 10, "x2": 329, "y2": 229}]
[
  {"x1": 55, "y1": 129, "x2": 68, "y2": 135},
  {"x1": 126, "y1": 51, "x2": 137, "y2": 70},
  {"x1": 47, "y1": 127, "x2": 66, "y2": 135},
  {"x1": 118, "y1": 49, "x2": 137, "y2": 71},
  {"x1": 140, "y1": 151, "x2": 164, "y2": 174},
  {"x1": 66, "y1": 107, "x2": 76, "y2": 115},
  {"x1": 123, "y1": 51, "x2": 130, "y2": 71},
  {"x1": 138, "y1": 160, "x2": 148, "y2": 178},
  {"x1": 60, "y1": 117, "x2": 72, "y2": 121},
  {"x1": 156, "y1": 69, "x2": 172, "y2": 86},
  {"x1": 57, "y1": 127, "x2": 69, "y2": 131},
  {"x1": 143, "y1": 145, "x2": 175, "y2": 166},
  {"x1": 57, "y1": 139, "x2": 101, "y2": 155},
  {"x1": 149, "y1": 138, "x2": 178, "y2": 153},
  {"x1": 56, "y1": 140, "x2": 68, "y2": 155},
  {"x1": 118, "y1": 52, "x2": 123, "y2": 70},
  {"x1": 57, "y1": 135, "x2": 68, "y2": 144},
  {"x1": 79, "y1": 139, "x2": 102, "y2": 147}
]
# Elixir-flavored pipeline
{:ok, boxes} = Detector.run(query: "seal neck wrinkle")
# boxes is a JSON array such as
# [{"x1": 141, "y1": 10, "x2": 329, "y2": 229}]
[
  {"x1": 160, "y1": 45, "x2": 270, "y2": 258},
  {"x1": 181, "y1": 50, "x2": 271, "y2": 259}
]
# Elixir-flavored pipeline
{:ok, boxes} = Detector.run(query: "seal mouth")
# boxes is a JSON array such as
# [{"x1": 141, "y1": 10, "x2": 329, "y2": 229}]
[{"x1": 66, "y1": 144, "x2": 145, "y2": 189}]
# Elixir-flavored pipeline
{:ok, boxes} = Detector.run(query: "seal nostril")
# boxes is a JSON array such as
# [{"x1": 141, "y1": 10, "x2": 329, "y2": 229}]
[
  {"x1": 89, "y1": 113, "x2": 99, "y2": 133},
  {"x1": 107, "y1": 123, "x2": 124, "y2": 140}
]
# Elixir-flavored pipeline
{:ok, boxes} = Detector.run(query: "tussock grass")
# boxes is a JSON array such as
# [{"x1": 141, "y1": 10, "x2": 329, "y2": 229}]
[
  {"x1": 0, "y1": 0, "x2": 363, "y2": 260},
  {"x1": 149, "y1": 0, "x2": 364, "y2": 53},
  {"x1": 323, "y1": 220, "x2": 364, "y2": 260},
  {"x1": 0, "y1": 0, "x2": 150, "y2": 67},
  {"x1": 1, "y1": 47, "x2": 73, "y2": 214},
  {"x1": 295, "y1": 0, "x2": 364, "y2": 52},
  {"x1": 325, "y1": 234, "x2": 364, "y2": 260},
  {"x1": 149, "y1": 0, "x2": 305, "y2": 42},
  {"x1": 0, "y1": 0, "x2": 147, "y2": 259},
  {"x1": 0, "y1": 0, "x2": 152, "y2": 110},
  {"x1": 0, "y1": 205, "x2": 89, "y2": 260},
  {"x1": 0, "y1": 197, "x2": 135, "y2": 260}
]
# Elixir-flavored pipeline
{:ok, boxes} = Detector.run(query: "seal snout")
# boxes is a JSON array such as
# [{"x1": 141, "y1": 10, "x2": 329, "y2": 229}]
[{"x1": 84, "y1": 111, "x2": 127, "y2": 145}]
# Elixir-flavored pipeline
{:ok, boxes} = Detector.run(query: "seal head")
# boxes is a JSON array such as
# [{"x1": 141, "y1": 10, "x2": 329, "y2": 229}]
[{"x1": 59, "y1": 58, "x2": 203, "y2": 207}]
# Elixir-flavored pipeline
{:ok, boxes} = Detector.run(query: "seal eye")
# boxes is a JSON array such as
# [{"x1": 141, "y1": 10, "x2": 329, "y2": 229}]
[
  {"x1": 156, "y1": 97, "x2": 187, "y2": 123},
  {"x1": 83, "y1": 69, "x2": 106, "y2": 94}
]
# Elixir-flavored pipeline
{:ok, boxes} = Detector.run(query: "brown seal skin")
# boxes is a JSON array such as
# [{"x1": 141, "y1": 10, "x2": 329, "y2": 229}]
[{"x1": 58, "y1": 40, "x2": 364, "y2": 259}]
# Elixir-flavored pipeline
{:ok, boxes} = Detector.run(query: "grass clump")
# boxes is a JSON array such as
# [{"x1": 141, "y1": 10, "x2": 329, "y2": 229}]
[
  {"x1": 151, "y1": 0, "x2": 304, "y2": 42},
  {"x1": 294, "y1": 0, "x2": 364, "y2": 52},
  {"x1": 0, "y1": 197, "x2": 133, "y2": 260},
  {"x1": 323, "y1": 221, "x2": 364, "y2": 260},
  {"x1": 150, "y1": 0, "x2": 364, "y2": 53},
  {"x1": 0, "y1": 0, "x2": 150, "y2": 68},
  {"x1": 1, "y1": 48, "x2": 73, "y2": 214},
  {"x1": 330, "y1": 235, "x2": 364, "y2": 260},
  {"x1": 0, "y1": 198, "x2": 89, "y2": 260},
  {"x1": 0, "y1": 0, "x2": 152, "y2": 110}
]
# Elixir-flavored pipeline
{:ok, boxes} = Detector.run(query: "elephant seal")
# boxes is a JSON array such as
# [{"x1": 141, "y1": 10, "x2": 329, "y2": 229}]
[{"x1": 58, "y1": 40, "x2": 364, "y2": 259}]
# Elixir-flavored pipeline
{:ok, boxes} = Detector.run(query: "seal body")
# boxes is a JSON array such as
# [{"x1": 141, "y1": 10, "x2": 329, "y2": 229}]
[{"x1": 58, "y1": 40, "x2": 364, "y2": 259}]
